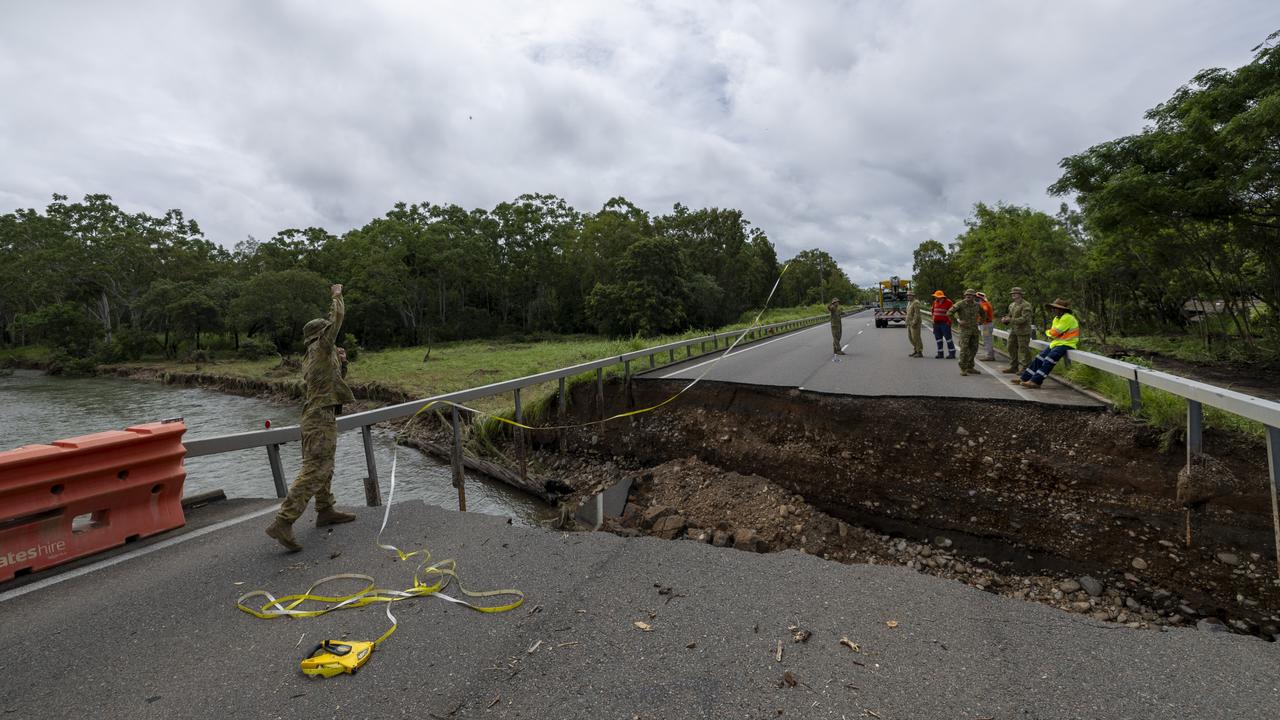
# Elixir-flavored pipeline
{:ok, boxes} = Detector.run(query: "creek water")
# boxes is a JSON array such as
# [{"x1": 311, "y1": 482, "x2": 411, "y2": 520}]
[{"x1": 0, "y1": 369, "x2": 554, "y2": 526}]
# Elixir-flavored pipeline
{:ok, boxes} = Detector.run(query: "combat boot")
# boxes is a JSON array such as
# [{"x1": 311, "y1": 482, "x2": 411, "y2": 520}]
[
  {"x1": 266, "y1": 519, "x2": 302, "y2": 552},
  {"x1": 316, "y1": 507, "x2": 357, "y2": 527}
]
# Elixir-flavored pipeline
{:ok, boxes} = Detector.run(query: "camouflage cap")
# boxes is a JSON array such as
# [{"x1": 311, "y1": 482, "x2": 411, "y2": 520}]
[
  {"x1": 303, "y1": 318, "x2": 330, "y2": 345},
  {"x1": 1010, "y1": 286, "x2": 1024, "y2": 294},
  {"x1": 963, "y1": 288, "x2": 977, "y2": 296}
]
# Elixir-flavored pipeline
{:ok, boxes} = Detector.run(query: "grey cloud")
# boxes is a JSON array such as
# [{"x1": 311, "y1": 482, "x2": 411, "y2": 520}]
[{"x1": 1, "y1": 0, "x2": 1275, "y2": 285}]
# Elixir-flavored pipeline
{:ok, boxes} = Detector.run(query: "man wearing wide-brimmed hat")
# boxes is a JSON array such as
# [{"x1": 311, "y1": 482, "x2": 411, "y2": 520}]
[
  {"x1": 266, "y1": 283, "x2": 358, "y2": 551},
  {"x1": 904, "y1": 289, "x2": 924, "y2": 357},
  {"x1": 1001, "y1": 287, "x2": 1033, "y2": 374},
  {"x1": 1015, "y1": 297, "x2": 1079, "y2": 389},
  {"x1": 826, "y1": 297, "x2": 846, "y2": 355},
  {"x1": 947, "y1": 288, "x2": 982, "y2": 375}
]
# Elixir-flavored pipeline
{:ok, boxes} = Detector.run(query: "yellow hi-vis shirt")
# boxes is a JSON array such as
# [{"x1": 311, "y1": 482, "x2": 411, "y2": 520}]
[{"x1": 1047, "y1": 313, "x2": 1080, "y2": 349}]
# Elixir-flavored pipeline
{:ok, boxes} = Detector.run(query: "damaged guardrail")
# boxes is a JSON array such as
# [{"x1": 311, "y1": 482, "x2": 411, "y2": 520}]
[
  {"x1": 184, "y1": 312, "x2": 832, "y2": 507},
  {"x1": 994, "y1": 328, "x2": 1280, "y2": 578}
]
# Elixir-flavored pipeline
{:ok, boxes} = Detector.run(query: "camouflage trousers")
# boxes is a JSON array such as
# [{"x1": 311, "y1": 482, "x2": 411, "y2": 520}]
[
  {"x1": 907, "y1": 323, "x2": 923, "y2": 353},
  {"x1": 1006, "y1": 331, "x2": 1032, "y2": 371},
  {"x1": 957, "y1": 332, "x2": 980, "y2": 371},
  {"x1": 831, "y1": 323, "x2": 842, "y2": 352},
  {"x1": 276, "y1": 405, "x2": 338, "y2": 524}
]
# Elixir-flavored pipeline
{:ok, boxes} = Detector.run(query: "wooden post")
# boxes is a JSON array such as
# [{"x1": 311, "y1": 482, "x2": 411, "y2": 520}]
[
  {"x1": 451, "y1": 406, "x2": 466, "y2": 512},
  {"x1": 514, "y1": 388, "x2": 527, "y2": 488},
  {"x1": 360, "y1": 424, "x2": 382, "y2": 507}
]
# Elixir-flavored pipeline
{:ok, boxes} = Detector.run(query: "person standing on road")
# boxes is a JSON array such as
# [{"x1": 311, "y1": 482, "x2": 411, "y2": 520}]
[
  {"x1": 976, "y1": 292, "x2": 996, "y2": 361},
  {"x1": 948, "y1": 288, "x2": 982, "y2": 375},
  {"x1": 1001, "y1": 287, "x2": 1033, "y2": 374},
  {"x1": 904, "y1": 290, "x2": 924, "y2": 357},
  {"x1": 1016, "y1": 298, "x2": 1080, "y2": 389},
  {"x1": 827, "y1": 297, "x2": 846, "y2": 355},
  {"x1": 266, "y1": 283, "x2": 358, "y2": 552},
  {"x1": 930, "y1": 290, "x2": 956, "y2": 359}
]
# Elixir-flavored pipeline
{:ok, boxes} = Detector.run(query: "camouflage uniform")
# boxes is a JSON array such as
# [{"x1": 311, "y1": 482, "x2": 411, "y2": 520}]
[
  {"x1": 276, "y1": 297, "x2": 355, "y2": 524},
  {"x1": 905, "y1": 298, "x2": 923, "y2": 356},
  {"x1": 1005, "y1": 297, "x2": 1033, "y2": 373},
  {"x1": 827, "y1": 300, "x2": 843, "y2": 354},
  {"x1": 947, "y1": 294, "x2": 982, "y2": 373}
]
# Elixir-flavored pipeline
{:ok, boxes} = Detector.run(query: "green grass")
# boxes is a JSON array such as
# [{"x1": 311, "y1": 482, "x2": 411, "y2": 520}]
[{"x1": 1082, "y1": 334, "x2": 1239, "y2": 365}]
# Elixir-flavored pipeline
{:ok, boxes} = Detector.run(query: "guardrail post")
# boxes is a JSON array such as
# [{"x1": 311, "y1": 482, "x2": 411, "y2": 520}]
[
  {"x1": 450, "y1": 406, "x2": 466, "y2": 512},
  {"x1": 648, "y1": 353, "x2": 655, "y2": 369},
  {"x1": 623, "y1": 359, "x2": 633, "y2": 408},
  {"x1": 360, "y1": 425, "x2": 382, "y2": 507},
  {"x1": 1266, "y1": 425, "x2": 1280, "y2": 580},
  {"x1": 686, "y1": 345, "x2": 692, "y2": 359},
  {"x1": 1128, "y1": 374, "x2": 1143, "y2": 415},
  {"x1": 514, "y1": 388, "x2": 527, "y2": 488},
  {"x1": 1187, "y1": 399, "x2": 1204, "y2": 466},
  {"x1": 266, "y1": 443, "x2": 286, "y2": 498},
  {"x1": 557, "y1": 376, "x2": 567, "y2": 456},
  {"x1": 596, "y1": 368, "x2": 605, "y2": 420}
]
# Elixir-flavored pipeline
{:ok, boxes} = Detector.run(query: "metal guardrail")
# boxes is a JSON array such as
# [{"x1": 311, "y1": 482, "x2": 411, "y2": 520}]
[
  {"x1": 994, "y1": 328, "x2": 1280, "y2": 577},
  {"x1": 184, "y1": 313, "x2": 831, "y2": 503}
]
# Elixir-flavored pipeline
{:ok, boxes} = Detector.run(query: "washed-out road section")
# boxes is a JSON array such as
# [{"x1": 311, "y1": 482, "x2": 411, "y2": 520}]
[
  {"x1": 1, "y1": 502, "x2": 1276, "y2": 719},
  {"x1": 652, "y1": 309, "x2": 1099, "y2": 407}
]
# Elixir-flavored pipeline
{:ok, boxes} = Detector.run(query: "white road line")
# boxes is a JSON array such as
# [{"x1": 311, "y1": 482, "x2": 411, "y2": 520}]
[
  {"x1": 857, "y1": 330, "x2": 863, "y2": 335},
  {"x1": 974, "y1": 358, "x2": 1037, "y2": 402},
  {"x1": 0, "y1": 504, "x2": 280, "y2": 604},
  {"x1": 657, "y1": 324, "x2": 824, "y2": 379},
  {"x1": 841, "y1": 344, "x2": 849, "y2": 351}
]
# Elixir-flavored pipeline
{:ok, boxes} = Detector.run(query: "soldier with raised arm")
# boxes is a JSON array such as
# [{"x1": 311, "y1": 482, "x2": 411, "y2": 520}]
[{"x1": 266, "y1": 283, "x2": 357, "y2": 552}]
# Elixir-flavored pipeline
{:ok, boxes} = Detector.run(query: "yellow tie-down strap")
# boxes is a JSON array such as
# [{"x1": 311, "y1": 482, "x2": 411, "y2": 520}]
[{"x1": 236, "y1": 546, "x2": 525, "y2": 649}]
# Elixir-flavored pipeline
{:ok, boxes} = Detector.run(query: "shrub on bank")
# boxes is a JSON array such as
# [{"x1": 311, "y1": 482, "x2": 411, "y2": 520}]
[{"x1": 238, "y1": 335, "x2": 277, "y2": 360}]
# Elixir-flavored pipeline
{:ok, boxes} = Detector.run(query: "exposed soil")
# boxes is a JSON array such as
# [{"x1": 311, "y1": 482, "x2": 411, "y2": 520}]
[{"x1": 514, "y1": 379, "x2": 1280, "y2": 640}]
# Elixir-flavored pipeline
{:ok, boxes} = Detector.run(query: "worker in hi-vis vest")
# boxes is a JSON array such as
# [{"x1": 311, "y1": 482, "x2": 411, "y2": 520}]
[
  {"x1": 930, "y1": 290, "x2": 956, "y2": 359},
  {"x1": 1014, "y1": 297, "x2": 1079, "y2": 389}
]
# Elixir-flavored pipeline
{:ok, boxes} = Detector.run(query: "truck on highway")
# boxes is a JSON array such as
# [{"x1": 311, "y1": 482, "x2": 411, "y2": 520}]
[{"x1": 874, "y1": 276, "x2": 911, "y2": 328}]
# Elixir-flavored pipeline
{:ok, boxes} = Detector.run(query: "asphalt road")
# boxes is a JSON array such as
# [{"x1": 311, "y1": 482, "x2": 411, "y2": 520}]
[
  {"x1": 648, "y1": 309, "x2": 1099, "y2": 407},
  {"x1": 2, "y1": 502, "x2": 1276, "y2": 719}
]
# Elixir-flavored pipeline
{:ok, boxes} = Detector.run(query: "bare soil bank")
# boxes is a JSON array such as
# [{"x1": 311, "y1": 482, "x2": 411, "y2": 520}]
[{"x1": 524, "y1": 379, "x2": 1279, "y2": 639}]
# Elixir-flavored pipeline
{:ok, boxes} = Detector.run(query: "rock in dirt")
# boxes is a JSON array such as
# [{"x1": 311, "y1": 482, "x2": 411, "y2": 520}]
[
  {"x1": 1131, "y1": 557, "x2": 1148, "y2": 571},
  {"x1": 641, "y1": 505, "x2": 673, "y2": 528},
  {"x1": 712, "y1": 529, "x2": 731, "y2": 547},
  {"x1": 1215, "y1": 552, "x2": 1240, "y2": 566},
  {"x1": 651, "y1": 515, "x2": 687, "y2": 539},
  {"x1": 1059, "y1": 579, "x2": 1082, "y2": 594},
  {"x1": 1078, "y1": 576, "x2": 1104, "y2": 597}
]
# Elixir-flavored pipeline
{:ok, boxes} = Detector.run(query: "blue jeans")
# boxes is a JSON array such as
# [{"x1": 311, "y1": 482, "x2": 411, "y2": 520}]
[{"x1": 1020, "y1": 345, "x2": 1068, "y2": 385}]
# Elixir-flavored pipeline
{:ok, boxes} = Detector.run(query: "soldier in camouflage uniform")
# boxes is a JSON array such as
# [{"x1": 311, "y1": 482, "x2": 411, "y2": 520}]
[
  {"x1": 827, "y1": 298, "x2": 846, "y2": 355},
  {"x1": 266, "y1": 283, "x2": 358, "y2": 552},
  {"x1": 947, "y1": 288, "x2": 982, "y2": 375},
  {"x1": 904, "y1": 290, "x2": 923, "y2": 357},
  {"x1": 1001, "y1": 286, "x2": 1033, "y2": 374}
]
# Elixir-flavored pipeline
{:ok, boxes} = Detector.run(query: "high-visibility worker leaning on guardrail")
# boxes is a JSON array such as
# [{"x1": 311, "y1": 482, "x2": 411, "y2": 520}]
[{"x1": 1013, "y1": 297, "x2": 1079, "y2": 390}]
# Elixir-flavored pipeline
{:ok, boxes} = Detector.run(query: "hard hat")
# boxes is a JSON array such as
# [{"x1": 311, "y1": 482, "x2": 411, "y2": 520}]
[{"x1": 932, "y1": 290, "x2": 945, "y2": 298}]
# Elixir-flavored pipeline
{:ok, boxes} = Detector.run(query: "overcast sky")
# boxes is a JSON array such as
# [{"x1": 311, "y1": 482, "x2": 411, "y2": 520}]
[{"x1": 1, "y1": 1, "x2": 1275, "y2": 285}]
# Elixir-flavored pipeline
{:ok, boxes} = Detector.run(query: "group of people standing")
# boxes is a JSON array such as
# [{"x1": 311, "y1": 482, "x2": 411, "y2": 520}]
[{"x1": 903, "y1": 287, "x2": 1080, "y2": 389}]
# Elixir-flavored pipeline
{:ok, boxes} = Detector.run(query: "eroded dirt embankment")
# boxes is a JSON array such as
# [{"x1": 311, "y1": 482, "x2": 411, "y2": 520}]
[{"x1": 522, "y1": 379, "x2": 1279, "y2": 639}]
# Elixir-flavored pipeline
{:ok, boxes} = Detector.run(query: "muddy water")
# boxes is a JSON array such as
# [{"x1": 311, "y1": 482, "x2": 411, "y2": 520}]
[{"x1": 0, "y1": 369, "x2": 553, "y2": 525}]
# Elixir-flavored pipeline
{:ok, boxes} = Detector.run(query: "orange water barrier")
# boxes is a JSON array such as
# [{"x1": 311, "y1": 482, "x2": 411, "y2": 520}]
[{"x1": 0, "y1": 421, "x2": 187, "y2": 582}]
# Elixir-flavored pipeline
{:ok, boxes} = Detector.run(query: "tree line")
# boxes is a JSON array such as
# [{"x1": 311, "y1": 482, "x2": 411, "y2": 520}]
[
  {"x1": 912, "y1": 32, "x2": 1280, "y2": 356},
  {"x1": 0, "y1": 193, "x2": 858, "y2": 364}
]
